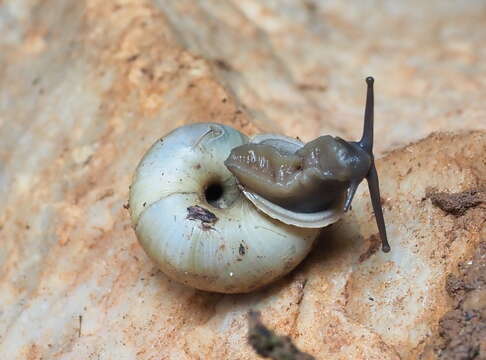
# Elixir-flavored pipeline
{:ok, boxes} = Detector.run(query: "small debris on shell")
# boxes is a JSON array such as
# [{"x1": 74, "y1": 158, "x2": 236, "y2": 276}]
[{"x1": 186, "y1": 205, "x2": 218, "y2": 230}]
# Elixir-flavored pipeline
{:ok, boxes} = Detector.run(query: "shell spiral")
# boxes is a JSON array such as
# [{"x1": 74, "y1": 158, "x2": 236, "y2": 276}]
[{"x1": 129, "y1": 123, "x2": 319, "y2": 293}]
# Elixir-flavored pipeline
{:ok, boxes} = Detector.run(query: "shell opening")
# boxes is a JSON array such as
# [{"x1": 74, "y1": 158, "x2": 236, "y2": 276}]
[
  {"x1": 202, "y1": 176, "x2": 240, "y2": 210},
  {"x1": 205, "y1": 182, "x2": 224, "y2": 207}
]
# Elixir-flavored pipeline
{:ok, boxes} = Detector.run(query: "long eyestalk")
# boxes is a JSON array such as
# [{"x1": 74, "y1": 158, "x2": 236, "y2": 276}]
[
  {"x1": 358, "y1": 77, "x2": 390, "y2": 252},
  {"x1": 360, "y1": 77, "x2": 374, "y2": 153}
]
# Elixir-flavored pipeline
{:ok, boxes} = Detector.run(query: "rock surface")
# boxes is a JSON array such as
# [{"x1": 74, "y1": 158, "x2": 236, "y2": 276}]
[{"x1": 0, "y1": 1, "x2": 485, "y2": 359}]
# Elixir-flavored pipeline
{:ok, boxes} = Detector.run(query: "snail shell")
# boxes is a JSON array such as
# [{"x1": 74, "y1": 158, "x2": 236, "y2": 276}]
[{"x1": 129, "y1": 123, "x2": 327, "y2": 294}]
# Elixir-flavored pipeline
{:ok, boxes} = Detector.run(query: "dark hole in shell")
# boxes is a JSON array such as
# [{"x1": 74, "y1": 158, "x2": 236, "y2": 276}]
[{"x1": 205, "y1": 182, "x2": 224, "y2": 208}]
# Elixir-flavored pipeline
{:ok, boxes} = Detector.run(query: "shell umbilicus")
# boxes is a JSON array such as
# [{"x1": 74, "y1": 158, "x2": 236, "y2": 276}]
[{"x1": 129, "y1": 77, "x2": 389, "y2": 294}]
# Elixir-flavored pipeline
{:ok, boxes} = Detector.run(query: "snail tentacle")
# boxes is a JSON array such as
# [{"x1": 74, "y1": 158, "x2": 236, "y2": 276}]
[
  {"x1": 367, "y1": 162, "x2": 390, "y2": 252},
  {"x1": 343, "y1": 181, "x2": 359, "y2": 212},
  {"x1": 354, "y1": 77, "x2": 390, "y2": 253}
]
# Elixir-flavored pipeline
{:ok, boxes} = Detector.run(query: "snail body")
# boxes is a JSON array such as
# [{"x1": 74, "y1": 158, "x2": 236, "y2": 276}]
[{"x1": 129, "y1": 77, "x2": 389, "y2": 294}]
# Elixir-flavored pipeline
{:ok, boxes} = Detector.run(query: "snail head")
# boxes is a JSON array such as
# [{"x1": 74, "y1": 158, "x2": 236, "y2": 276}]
[{"x1": 225, "y1": 77, "x2": 390, "y2": 252}]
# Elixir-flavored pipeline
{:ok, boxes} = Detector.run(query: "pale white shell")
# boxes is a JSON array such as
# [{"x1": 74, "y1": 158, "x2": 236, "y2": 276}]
[
  {"x1": 239, "y1": 133, "x2": 345, "y2": 228},
  {"x1": 129, "y1": 123, "x2": 319, "y2": 293}
]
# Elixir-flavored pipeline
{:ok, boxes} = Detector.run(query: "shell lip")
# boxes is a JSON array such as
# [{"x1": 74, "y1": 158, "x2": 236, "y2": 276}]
[{"x1": 239, "y1": 184, "x2": 344, "y2": 228}]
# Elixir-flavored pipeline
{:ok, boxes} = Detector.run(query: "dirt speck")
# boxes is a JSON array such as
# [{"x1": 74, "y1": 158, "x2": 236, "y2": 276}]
[
  {"x1": 297, "y1": 83, "x2": 327, "y2": 92},
  {"x1": 97, "y1": 188, "x2": 115, "y2": 201},
  {"x1": 186, "y1": 205, "x2": 218, "y2": 230},
  {"x1": 213, "y1": 58, "x2": 233, "y2": 71},
  {"x1": 239, "y1": 243, "x2": 246, "y2": 256},
  {"x1": 426, "y1": 188, "x2": 485, "y2": 216},
  {"x1": 359, "y1": 234, "x2": 381, "y2": 263},
  {"x1": 126, "y1": 54, "x2": 139, "y2": 62}
]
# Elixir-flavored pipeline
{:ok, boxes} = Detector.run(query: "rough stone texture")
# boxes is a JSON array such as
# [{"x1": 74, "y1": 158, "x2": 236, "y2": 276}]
[
  {"x1": 426, "y1": 188, "x2": 485, "y2": 217},
  {"x1": 436, "y1": 242, "x2": 485, "y2": 359},
  {"x1": 0, "y1": 1, "x2": 485, "y2": 359}
]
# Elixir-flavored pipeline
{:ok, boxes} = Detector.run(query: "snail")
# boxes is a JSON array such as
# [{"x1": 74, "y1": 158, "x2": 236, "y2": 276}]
[{"x1": 129, "y1": 77, "x2": 389, "y2": 294}]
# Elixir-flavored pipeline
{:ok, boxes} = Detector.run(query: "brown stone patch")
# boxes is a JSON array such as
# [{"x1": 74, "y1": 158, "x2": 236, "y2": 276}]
[
  {"x1": 248, "y1": 311, "x2": 315, "y2": 360},
  {"x1": 426, "y1": 188, "x2": 485, "y2": 216},
  {"x1": 435, "y1": 241, "x2": 486, "y2": 359},
  {"x1": 359, "y1": 233, "x2": 381, "y2": 263}
]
